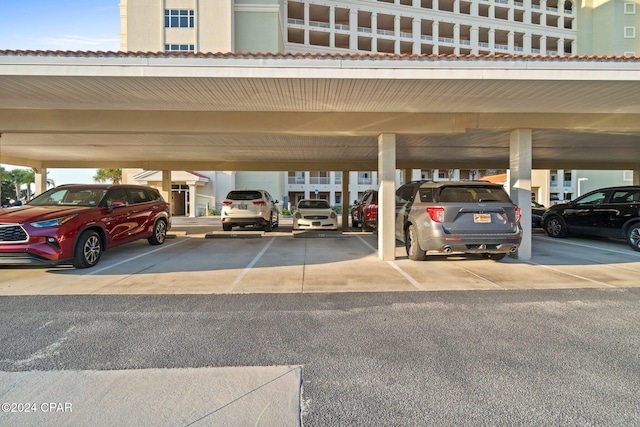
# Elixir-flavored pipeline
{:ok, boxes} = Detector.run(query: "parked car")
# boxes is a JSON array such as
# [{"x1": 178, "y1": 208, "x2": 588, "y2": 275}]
[
  {"x1": 531, "y1": 201, "x2": 546, "y2": 228},
  {"x1": 542, "y1": 186, "x2": 640, "y2": 251},
  {"x1": 221, "y1": 190, "x2": 279, "y2": 232},
  {"x1": 0, "y1": 184, "x2": 171, "y2": 268},
  {"x1": 293, "y1": 199, "x2": 338, "y2": 231},
  {"x1": 395, "y1": 181, "x2": 522, "y2": 261},
  {"x1": 350, "y1": 189, "x2": 377, "y2": 230}
]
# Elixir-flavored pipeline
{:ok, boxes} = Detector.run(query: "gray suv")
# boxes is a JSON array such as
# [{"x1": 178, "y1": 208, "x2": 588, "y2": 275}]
[{"x1": 396, "y1": 181, "x2": 523, "y2": 261}]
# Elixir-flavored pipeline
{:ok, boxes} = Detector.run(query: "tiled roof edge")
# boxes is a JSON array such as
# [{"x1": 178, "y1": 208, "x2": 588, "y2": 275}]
[{"x1": 1, "y1": 49, "x2": 638, "y2": 62}]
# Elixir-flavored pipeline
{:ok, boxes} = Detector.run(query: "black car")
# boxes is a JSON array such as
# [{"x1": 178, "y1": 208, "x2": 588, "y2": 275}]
[
  {"x1": 531, "y1": 201, "x2": 546, "y2": 228},
  {"x1": 542, "y1": 186, "x2": 640, "y2": 251}
]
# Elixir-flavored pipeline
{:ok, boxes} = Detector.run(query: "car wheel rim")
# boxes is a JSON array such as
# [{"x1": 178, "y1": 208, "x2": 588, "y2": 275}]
[
  {"x1": 84, "y1": 236, "x2": 101, "y2": 264},
  {"x1": 630, "y1": 227, "x2": 640, "y2": 248},
  {"x1": 547, "y1": 219, "x2": 561, "y2": 236},
  {"x1": 155, "y1": 221, "x2": 166, "y2": 243},
  {"x1": 407, "y1": 228, "x2": 416, "y2": 256}
]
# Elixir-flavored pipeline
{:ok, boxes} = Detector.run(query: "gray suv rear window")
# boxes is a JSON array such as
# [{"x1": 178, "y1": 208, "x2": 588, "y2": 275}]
[{"x1": 438, "y1": 186, "x2": 512, "y2": 203}]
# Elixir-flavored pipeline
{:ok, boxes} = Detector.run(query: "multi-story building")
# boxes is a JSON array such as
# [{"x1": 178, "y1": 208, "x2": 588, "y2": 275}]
[{"x1": 119, "y1": 0, "x2": 638, "y2": 215}]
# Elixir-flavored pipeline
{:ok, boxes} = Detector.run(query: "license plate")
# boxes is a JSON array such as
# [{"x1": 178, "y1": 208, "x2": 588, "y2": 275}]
[
  {"x1": 312, "y1": 221, "x2": 321, "y2": 226},
  {"x1": 238, "y1": 204, "x2": 247, "y2": 210},
  {"x1": 473, "y1": 214, "x2": 491, "y2": 223}
]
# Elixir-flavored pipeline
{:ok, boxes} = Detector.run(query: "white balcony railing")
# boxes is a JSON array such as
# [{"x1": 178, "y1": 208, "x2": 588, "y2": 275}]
[
  {"x1": 421, "y1": 35, "x2": 433, "y2": 41},
  {"x1": 309, "y1": 20, "x2": 330, "y2": 29},
  {"x1": 288, "y1": 18, "x2": 304, "y2": 26},
  {"x1": 358, "y1": 26, "x2": 372, "y2": 34},
  {"x1": 400, "y1": 31, "x2": 413, "y2": 38},
  {"x1": 335, "y1": 23, "x2": 350, "y2": 31},
  {"x1": 377, "y1": 29, "x2": 395, "y2": 36},
  {"x1": 439, "y1": 37, "x2": 455, "y2": 44}
]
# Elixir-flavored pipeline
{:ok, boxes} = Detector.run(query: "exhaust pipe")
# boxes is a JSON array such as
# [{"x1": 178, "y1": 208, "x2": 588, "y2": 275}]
[
  {"x1": 443, "y1": 246, "x2": 453, "y2": 253},
  {"x1": 510, "y1": 245, "x2": 518, "y2": 253}
]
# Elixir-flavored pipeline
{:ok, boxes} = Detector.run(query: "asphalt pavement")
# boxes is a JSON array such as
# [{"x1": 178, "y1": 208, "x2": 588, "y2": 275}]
[{"x1": 1, "y1": 216, "x2": 640, "y2": 426}]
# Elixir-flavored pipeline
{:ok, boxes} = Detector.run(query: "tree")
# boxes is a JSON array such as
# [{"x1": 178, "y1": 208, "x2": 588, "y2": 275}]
[
  {"x1": 93, "y1": 169, "x2": 122, "y2": 184},
  {"x1": 9, "y1": 169, "x2": 35, "y2": 199}
]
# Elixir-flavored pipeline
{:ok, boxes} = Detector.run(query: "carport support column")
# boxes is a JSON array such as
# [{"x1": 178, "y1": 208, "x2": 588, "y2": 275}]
[
  {"x1": 378, "y1": 133, "x2": 396, "y2": 261},
  {"x1": 188, "y1": 184, "x2": 196, "y2": 218},
  {"x1": 342, "y1": 170, "x2": 350, "y2": 229},
  {"x1": 33, "y1": 167, "x2": 48, "y2": 197},
  {"x1": 509, "y1": 129, "x2": 532, "y2": 260},
  {"x1": 161, "y1": 171, "x2": 171, "y2": 212}
]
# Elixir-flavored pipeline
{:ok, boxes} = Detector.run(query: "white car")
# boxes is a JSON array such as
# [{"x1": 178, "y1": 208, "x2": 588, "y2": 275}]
[
  {"x1": 292, "y1": 199, "x2": 338, "y2": 231},
  {"x1": 221, "y1": 190, "x2": 279, "y2": 232}
]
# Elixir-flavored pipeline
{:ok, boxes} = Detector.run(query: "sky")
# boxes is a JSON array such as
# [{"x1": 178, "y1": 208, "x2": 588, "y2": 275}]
[{"x1": 0, "y1": 1, "x2": 121, "y2": 186}]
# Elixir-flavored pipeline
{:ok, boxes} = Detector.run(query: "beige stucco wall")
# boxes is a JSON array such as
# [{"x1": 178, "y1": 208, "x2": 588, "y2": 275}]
[{"x1": 120, "y1": 0, "x2": 234, "y2": 53}]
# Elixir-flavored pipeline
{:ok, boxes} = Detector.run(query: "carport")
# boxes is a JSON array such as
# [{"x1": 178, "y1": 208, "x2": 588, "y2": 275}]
[{"x1": 1, "y1": 51, "x2": 640, "y2": 261}]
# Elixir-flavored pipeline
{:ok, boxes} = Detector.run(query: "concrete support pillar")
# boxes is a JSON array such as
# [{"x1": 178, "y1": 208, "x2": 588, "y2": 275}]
[
  {"x1": 329, "y1": 6, "x2": 335, "y2": 48},
  {"x1": 350, "y1": 11, "x2": 358, "y2": 50},
  {"x1": 33, "y1": 167, "x2": 48, "y2": 197},
  {"x1": 508, "y1": 31, "x2": 514, "y2": 51},
  {"x1": 432, "y1": 21, "x2": 439, "y2": 54},
  {"x1": 470, "y1": 26, "x2": 479, "y2": 54},
  {"x1": 378, "y1": 133, "x2": 396, "y2": 261},
  {"x1": 509, "y1": 129, "x2": 532, "y2": 260},
  {"x1": 342, "y1": 170, "x2": 350, "y2": 229},
  {"x1": 403, "y1": 168, "x2": 412, "y2": 185},
  {"x1": 488, "y1": 28, "x2": 495, "y2": 53},
  {"x1": 394, "y1": 15, "x2": 401, "y2": 53},
  {"x1": 412, "y1": 18, "x2": 421, "y2": 54},
  {"x1": 188, "y1": 184, "x2": 197, "y2": 218},
  {"x1": 161, "y1": 170, "x2": 171, "y2": 210},
  {"x1": 540, "y1": 35, "x2": 547, "y2": 55},
  {"x1": 523, "y1": 33, "x2": 532, "y2": 54},
  {"x1": 371, "y1": 13, "x2": 378, "y2": 52},
  {"x1": 304, "y1": 3, "x2": 310, "y2": 45}
]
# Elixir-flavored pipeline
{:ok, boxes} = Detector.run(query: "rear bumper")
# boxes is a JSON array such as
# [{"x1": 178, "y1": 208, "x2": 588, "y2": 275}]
[
  {"x1": 420, "y1": 233, "x2": 522, "y2": 255},
  {"x1": 222, "y1": 216, "x2": 266, "y2": 225}
]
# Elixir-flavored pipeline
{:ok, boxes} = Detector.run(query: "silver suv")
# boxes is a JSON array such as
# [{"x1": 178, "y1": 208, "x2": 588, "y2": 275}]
[
  {"x1": 396, "y1": 181, "x2": 522, "y2": 261},
  {"x1": 221, "y1": 190, "x2": 279, "y2": 232}
]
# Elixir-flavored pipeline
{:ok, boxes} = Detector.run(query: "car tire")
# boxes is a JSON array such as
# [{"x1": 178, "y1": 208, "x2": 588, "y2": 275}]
[
  {"x1": 222, "y1": 223, "x2": 233, "y2": 232},
  {"x1": 73, "y1": 230, "x2": 102, "y2": 268},
  {"x1": 352, "y1": 216, "x2": 360, "y2": 228},
  {"x1": 405, "y1": 224, "x2": 426, "y2": 261},
  {"x1": 626, "y1": 224, "x2": 640, "y2": 252},
  {"x1": 544, "y1": 215, "x2": 567, "y2": 238},
  {"x1": 147, "y1": 219, "x2": 167, "y2": 245},
  {"x1": 264, "y1": 217, "x2": 273, "y2": 232},
  {"x1": 273, "y1": 212, "x2": 279, "y2": 229}
]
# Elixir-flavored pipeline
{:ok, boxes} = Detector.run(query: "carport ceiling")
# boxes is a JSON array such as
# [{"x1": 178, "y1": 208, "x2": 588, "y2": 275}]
[{"x1": 1, "y1": 51, "x2": 640, "y2": 171}]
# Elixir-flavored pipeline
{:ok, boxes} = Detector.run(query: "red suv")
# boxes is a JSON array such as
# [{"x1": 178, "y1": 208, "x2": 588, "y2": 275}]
[
  {"x1": 350, "y1": 189, "x2": 378, "y2": 230},
  {"x1": 0, "y1": 184, "x2": 171, "y2": 268}
]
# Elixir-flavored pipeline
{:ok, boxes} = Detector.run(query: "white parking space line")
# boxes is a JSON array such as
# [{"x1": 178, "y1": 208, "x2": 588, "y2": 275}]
[
  {"x1": 42, "y1": 238, "x2": 193, "y2": 293},
  {"x1": 225, "y1": 237, "x2": 276, "y2": 293},
  {"x1": 354, "y1": 235, "x2": 425, "y2": 290},
  {"x1": 451, "y1": 265, "x2": 505, "y2": 289},
  {"x1": 522, "y1": 260, "x2": 617, "y2": 288}
]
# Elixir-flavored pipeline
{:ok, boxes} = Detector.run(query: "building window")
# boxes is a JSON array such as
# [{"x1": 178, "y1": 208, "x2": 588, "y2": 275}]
[
  {"x1": 334, "y1": 171, "x2": 342, "y2": 185},
  {"x1": 165, "y1": 44, "x2": 195, "y2": 52},
  {"x1": 309, "y1": 171, "x2": 330, "y2": 185},
  {"x1": 624, "y1": 2, "x2": 636, "y2": 14},
  {"x1": 165, "y1": 9, "x2": 194, "y2": 28},
  {"x1": 624, "y1": 26, "x2": 636, "y2": 38},
  {"x1": 358, "y1": 172, "x2": 372, "y2": 185},
  {"x1": 288, "y1": 171, "x2": 306, "y2": 184}
]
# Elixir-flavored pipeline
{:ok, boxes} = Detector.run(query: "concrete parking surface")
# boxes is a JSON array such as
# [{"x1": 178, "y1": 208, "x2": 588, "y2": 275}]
[{"x1": 1, "y1": 217, "x2": 639, "y2": 295}]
